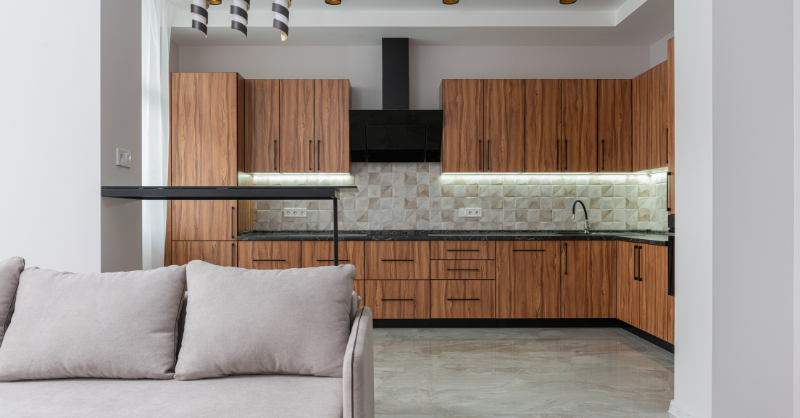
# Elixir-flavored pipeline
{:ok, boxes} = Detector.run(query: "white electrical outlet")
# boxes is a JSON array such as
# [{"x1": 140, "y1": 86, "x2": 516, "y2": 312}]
[
  {"x1": 284, "y1": 209, "x2": 307, "y2": 217},
  {"x1": 115, "y1": 148, "x2": 131, "y2": 168},
  {"x1": 458, "y1": 208, "x2": 482, "y2": 217}
]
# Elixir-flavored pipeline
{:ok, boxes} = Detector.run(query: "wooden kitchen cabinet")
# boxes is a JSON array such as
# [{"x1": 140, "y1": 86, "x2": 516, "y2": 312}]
[
  {"x1": 431, "y1": 241, "x2": 495, "y2": 260},
  {"x1": 280, "y1": 79, "x2": 315, "y2": 173},
  {"x1": 561, "y1": 241, "x2": 616, "y2": 318},
  {"x1": 301, "y1": 241, "x2": 365, "y2": 281},
  {"x1": 616, "y1": 242, "x2": 641, "y2": 327},
  {"x1": 172, "y1": 241, "x2": 237, "y2": 267},
  {"x1": 441, "y1": 79, "x2": 484, "y2": 173},
  {"x1": 315, "y1": 79, "x2": 350, "y2": 173},
  {"x1": 245, "y1": 79, "x2": 280, "y2": 173},
  {"x1": 562, "y1": 80, "x2": 597, "y2": 173},
  {"x1": 632, "y1": 71, "x2": 649, "y2": 172},
  {"x1": 496, "y1": 241, "x2": 561, "y2": 319},
  {"x1": 365, "y1": 280, "x2": 430, "y2": 319},
  {"x1": 648, "y1": 62, "x2": 670, "y2": 169},
  {"x1": 431, "y1": 280, "x2": 495, "y2": 319},
  {"x1": 365, "y1": 241, "x2": 430, "y2": 281},
  {"x1": 484, "y1": 79, "x2": 525, "y2": 173},
  {"x1": 524, "y1": 79, "x2": 561, "y2": 172},
  {"x1": 237, "y1": 241, "x2": 302, "y2": 270},
  {"x1": 667, "y1": 37, "x2": 675, "y2": 214},
  {"x1": 641, "y1": 244, "x2": 671, "y2": 342},
  {"x1": 431, "y1": 260, "x2": 495, "y2": 281},
  {"x1": 598, "y1": 79, "x2": 632, "y2": 172},
  {"x1": 172, "y1": 200, "x2": 239, "y2": 241}
]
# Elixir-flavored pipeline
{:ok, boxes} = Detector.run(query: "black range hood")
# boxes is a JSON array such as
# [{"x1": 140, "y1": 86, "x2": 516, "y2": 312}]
[{"x1": 350, "y1": 38, "x2": 443, "y2": 163}]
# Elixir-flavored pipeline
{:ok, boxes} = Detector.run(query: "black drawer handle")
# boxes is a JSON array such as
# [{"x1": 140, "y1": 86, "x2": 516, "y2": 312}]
[
  {"x1": 447, "y1": 269, "x2": 480, "y2": 271},
  {"x1": 447, "y1": 298, "x2": 480, "y2": 301},
  {"x1": 254, "y1": 259, "x2": 285, "y2": 262},
  {"x1": 317, "y1": 259, "x2": 350, "y2": 262},
  {"x1": 381, "y1": 299, "x2": 414, "y2": 302},
  {"x1": 381, "y1": 259, "x2": 414, "y2": 262},
  {"x1": 513, "y1": 249, "x2": 545, "y2": 252},
  {"x1": 447, "y1": 249, "x2": 479, "y2": 252}
]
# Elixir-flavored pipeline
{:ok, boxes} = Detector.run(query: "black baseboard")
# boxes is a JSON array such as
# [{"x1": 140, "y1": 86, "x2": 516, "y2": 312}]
[{"x1": 374, "y1": 318, "x2": 674, "y2": 354}]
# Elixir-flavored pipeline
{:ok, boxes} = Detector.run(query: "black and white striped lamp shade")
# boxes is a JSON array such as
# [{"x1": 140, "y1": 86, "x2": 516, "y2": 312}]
[
  {"x1": 191, "y1": 0, "x2": 210, "y2": 37},
  {"x1": 272, "y1": 0, "x2": 291, "y2": 41},
  {"x1": 231, "y1": 0, "x2": 250, "y2": 37}
]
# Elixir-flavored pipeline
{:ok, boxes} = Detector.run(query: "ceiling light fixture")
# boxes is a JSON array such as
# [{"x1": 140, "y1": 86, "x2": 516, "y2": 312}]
[
  {"x1": 231, "y1": 0, "x2": 250, "y2": 37},
  {"x1": 209, "y1": 0, "x2": 222, "y2": 4},
  {"x1": 325, "y1": 0, "x2": 342, "y2": 4},
  {"x1": 190, "y1": 0, "x2": 210, "y2": 37},
  {"x1": 273, "y1": 0, "x2": 291, "y2": 41},
  {"x1": 560, "y1": 0, "x2": 577, "y2": 4},
  {"x1": 443, "y1": 0, "x2": 459, "y2": 4}
]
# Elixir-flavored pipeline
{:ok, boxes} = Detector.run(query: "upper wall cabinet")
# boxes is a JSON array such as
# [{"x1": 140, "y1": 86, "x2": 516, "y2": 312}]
[
  {"x1": 668, "y1": 37, "x2": 675, "y2": 214},
  {"x1": 441, "y1": 79, "x2": 484, "y2": 173},
  {"x1": 648, "y1": 62, "x2": 670, "y2": 169},
  {"x1": 632, "y1": 71, "x2": 649, "y2": 172},
  {"x1": 524, "y1": 79, "x2": 561, "y2": 172},
  {"x1": 315, "y1": 79, "x2": 350, "y2": 173},
  {"x1": 245, "y1": 79, "x2": 280, "y2": 173},
  {"x1": 484, "y1": 79, "x2": 525, "y2": 173},
  {"x1": 171, "y1": 72, "x2": 243, "y2": 186},
  {"x1": 561, "y1": 80, "x2": 598, "y2": 173},
  {"x1": 280, "y1": 79, "x2": 316, "y2": 173},
  {"x1": 598, "y1": 80, "x2": 632, "y2": 172}
]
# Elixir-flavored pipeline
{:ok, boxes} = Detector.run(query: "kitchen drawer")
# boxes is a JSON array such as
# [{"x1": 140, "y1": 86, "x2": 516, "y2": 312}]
[
  {"x1": 365, "y1": 241, "x2": 430, "y2": 281},
  {"x1": 431, "y1": 260, "x2": 495, "y2": 280},
  {"x1": 302, "y1": 241, "x2": 365, "y2": 281},
  {"x1": 172, "y1": 241, "x2": 237, "y2": 267},
  {"x1": 431, "y1": 241, "x2": 495, "y2": 260},
  {"x1": 431, "y1": 280, "x2": 495, "y2": 319},
  {"x1": 238, "y1": 241, "x2": 302, "y2": 270},
  {"x1": 365, "y1": 280, "x2": 430, "y2": 319}
]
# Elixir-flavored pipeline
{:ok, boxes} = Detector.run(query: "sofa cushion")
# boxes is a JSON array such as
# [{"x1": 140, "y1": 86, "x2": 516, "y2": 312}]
[
  {"x1": 0, "y1": 257, "x2": 24, "y2": 348},
  {"x1": 0, "y1": 375, "x2": 342, "y2": 418},
  {"x1": 175, "y1": 261, "x2": 356, "y2": 380},
  {"x1": 0, "y1": 266, "x2": 186, "y2": 381}
]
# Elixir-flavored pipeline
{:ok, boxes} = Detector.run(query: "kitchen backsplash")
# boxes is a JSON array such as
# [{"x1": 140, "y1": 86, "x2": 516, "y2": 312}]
[{"x1": 251, "y1": 163, "x2": 669, "y2": 232}]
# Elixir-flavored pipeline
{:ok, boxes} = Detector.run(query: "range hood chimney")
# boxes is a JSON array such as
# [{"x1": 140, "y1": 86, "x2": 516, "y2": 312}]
[
  {"x1": 349, "y1": 38, "x2": 443, "y2": 163},
  {"x1": 382, "y1": 38, "x2": 410, "y2": 110}
]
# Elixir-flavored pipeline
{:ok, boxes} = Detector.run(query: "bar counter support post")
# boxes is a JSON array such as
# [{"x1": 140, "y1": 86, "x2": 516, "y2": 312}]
[{"x1": 333, "y1": 196, "x2": 339, "y2": 266}]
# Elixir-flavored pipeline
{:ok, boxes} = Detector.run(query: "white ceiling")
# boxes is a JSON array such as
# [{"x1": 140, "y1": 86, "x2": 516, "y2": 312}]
[{"x1": 171, "y1": 0, "x2": 672, "y2": 47}]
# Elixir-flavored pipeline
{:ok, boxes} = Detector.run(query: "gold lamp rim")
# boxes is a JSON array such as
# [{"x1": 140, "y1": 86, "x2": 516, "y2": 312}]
[
  {"x1": 443, "y1": 0, "x2": 460, "y2": 4},
  {"x1": 326, "y1": 0, "x2": 342, "y2": 4},
  {"x1": 560, "y1": 0, "x2": 577, "y2": 4}
]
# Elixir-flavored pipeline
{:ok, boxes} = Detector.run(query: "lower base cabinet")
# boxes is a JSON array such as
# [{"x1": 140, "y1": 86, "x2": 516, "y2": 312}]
[
  {"x1": 365, "y1": 280, "x2": 430, "y2": 319},
  {"x1": 302, "y1": 241, "x2": 365, "y2": 308},
  {"x1": 238, "y1": 241, "x2": 302, "y2": 270},
  {"x1": 561, "y1": 241, "x2": 617, "y2": 318},
  {"x1": 617, "y1": 242, "x2": 674, "y2": 344},
  {"x1": 431, "y1": 280, "x2": 495, "y2": 319},
  {"x1": 496, "y1": 241, "x2": 561, "y2": 318},
  {"x1": 172, "y1": 241, "x2": 237, "y2": 267}
]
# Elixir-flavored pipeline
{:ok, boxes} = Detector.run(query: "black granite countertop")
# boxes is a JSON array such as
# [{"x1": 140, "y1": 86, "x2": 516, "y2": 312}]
[{"x1": 237, "y1": 230, "x2": 670, "y2": 246}]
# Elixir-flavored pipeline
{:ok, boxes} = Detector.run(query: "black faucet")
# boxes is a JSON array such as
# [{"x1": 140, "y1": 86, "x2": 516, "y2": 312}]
[{"x1": 572, "y1": 200, "x2": 589, "y2": 233}]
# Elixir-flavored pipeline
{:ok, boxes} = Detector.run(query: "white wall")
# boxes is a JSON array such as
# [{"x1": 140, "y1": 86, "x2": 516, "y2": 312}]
[
  {"x1": 0, "y1": 1, "x2": 102, "y2": 273},
  {"x1": 101, "y1": 1, "x2": 142, "y2": 272},
  {"x1": 178, "y1": 44, "x2": 650, "y2": 109},
  {"x1": 650, "y1": 31, "x2": 674, "y2": 68},
  {"x1": 674, "y1": 0, "x2": 797, "y2": 417},
  {"x1": 794, "y1": 1, "x2": 800, "y2": 416}
]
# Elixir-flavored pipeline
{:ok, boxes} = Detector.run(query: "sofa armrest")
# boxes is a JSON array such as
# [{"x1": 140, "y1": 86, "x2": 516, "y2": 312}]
[{"x1": 343, "y1": 307, "x2": 374, "y2": 418}]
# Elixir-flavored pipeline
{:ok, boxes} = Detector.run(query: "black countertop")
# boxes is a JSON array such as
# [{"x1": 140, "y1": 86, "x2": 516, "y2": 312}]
[{"x1": 238, "y1": 230, "x2": 670, "y2": 246}]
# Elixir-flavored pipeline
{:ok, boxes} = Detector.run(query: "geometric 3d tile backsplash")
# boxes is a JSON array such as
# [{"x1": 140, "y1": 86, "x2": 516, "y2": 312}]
[{"x1": 251, "y1": 162, "x2": 669, "y2": 232}]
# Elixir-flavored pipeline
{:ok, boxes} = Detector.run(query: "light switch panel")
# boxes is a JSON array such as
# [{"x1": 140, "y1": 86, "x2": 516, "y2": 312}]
[
  {"x1": 458, "y1": 208, "x2": 482, "y2": 217},
  {"x1": 116, "y1": 148, "x2": 131, "y2": 168},
  {"x1": 284, "y1": 209, "x2": 307, "y2": 217}
]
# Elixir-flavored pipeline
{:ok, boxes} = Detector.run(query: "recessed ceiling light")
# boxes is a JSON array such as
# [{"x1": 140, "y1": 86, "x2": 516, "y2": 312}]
[
  {"x1": 325, "y1": 0, "x2": 341, "y2": 4},
  {"x1": 560, "y1": 0, "x2": 577, "y2": 4},
  {"x1": 443, "y1": 0, "x2": 459, "y2": 4}
]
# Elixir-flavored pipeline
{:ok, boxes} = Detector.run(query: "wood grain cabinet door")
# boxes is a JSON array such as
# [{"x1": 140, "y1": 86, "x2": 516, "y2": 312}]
[
  {"x1": 237, "y1": 241, "x2": 302, "y2": 270},
  {"x1": 314, "y1": 79, "x2": 350, "y2": 173},
  {"x1": 562, "y1": 80, "x2": 598, "y2": 173},
  {"x1": 632, "y1": 71, "x2": 650, "y2": 172},
  {"x1": 430, "y1": 241, "x2": 495, "y2": 260},
  {"x1": 365, "y1": 241, "x2": 430, "y2": 281},
  {"x1": 301, "y1": 241, "x2": 365, "y2": 281},
  {"x1": 431, "y1": 280, "x2": 495, "y2": 319},
  {"x1": 280, "y1": 80, "x2": 315, "y2": 173},
  {"x1": 648, "y1": 63, "x2": 670, "y2": 169},
  {"x1": 524, "y1": 79, "x2": 561, "y2": 173},
  {"x1": 245, "y1": 79, "x2": 280, "y2": 173},
  {"x1": 598, "y1": 80, "x2": 632, "y2": 172},
  {"x1": 172, "y1": 200, "x2": 238, "y2": 241},
  {"x1": 496, "y1": 241, "x2": 560, "y2": 319},
  {"x1": 641, "y1": 244, "x2": 670, "y2": 341},
  {"x1": 441, "y1": 79, "x2": 483, "y2": 173},
  {"x1": 172, "y1": 241, "x2": 237, "y2": 267},
  {"x1": 561, "y1": 241, "x2": 616, "y2": 318},
  {"x1": 170, "y1": 73, "x2": 239, "y2": 187},
  {"x1": 667, "y1": 37, "x2": 676, "y2": 214},
  {"x1": 484, "y1": 79, "x2": 525, "y2": 173},
  {"x1": 616, "y1": 242, "x2": 640, "y2": 328},
  {"x1": 431, "y1": 260, "x2": 495, "y2": 280},
  {"x1": 365, "y1": 280, "x2": 430, "y2": 319}
]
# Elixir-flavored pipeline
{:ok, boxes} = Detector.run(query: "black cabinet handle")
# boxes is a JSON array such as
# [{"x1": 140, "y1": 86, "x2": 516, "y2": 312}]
[
  {"x1": 486, "y1": 140, "x2": 491, "y2": 171},
  {"x1": 563, "y1": 243, "x2": 568, "y2": 275},
  {"x1": 231, "y1": 206, "x2": 236, "y2": 239},
  {"x1": 637, "y1": 246, "x2": 643, "y2": 281},
  {"x1": 447, "y1": 268, "x2": 480, "y2": 271},
  {"x1": 556, "y1": 139, "x2": 560, "y2": 171},
  {"x1": 478, "y1": 140, "x2": 483, "y2": 171},
  {"x1": 564, "y1": 139, "x2": 568, "y2": 171},
  {"x1": 667, "y1": 172, "x2": 672, "y2": 212},
  {"x1": 381, "y1": 259, "x2": 414, "y2": 262},
  {"x1": 274, "y1": 140, "x2": 278, "y2": 171},
  {"x1": 666, "y1": 128, "x2": 669, "y2": 164},
  {"x1": 447, "y1": 298, "x2": 480, "y2": 301},
  {"x1": 254, "y1": 259, "x2": 286, "y2": 262},
  {"x1": 513, "y1": 249, "x2": 545, "y2": 252},
  {"x1": 447, "y1": 249, "x2": 479, "y2": 252},
  {"x1": 317, "y1": 140, "x2": 320, "y2": 170},
  {"x1": 633, "y1": 245, "x2": 639, "y2": 281},
  {"x1": 309, "y1": 140, "x2": 313, "y2": 171},
  {"x1": 601, "y1": 140, "x2": 605, "y2": 170},
  {"x1": 382, "y1": 299, "x2": 414, "y2": 302},
  {"x1": 317, "y1": 259, "x2": 350, "y2": 262},
  {"x1": 231, "y1": 243, "x2": 236, "y2": 266}
]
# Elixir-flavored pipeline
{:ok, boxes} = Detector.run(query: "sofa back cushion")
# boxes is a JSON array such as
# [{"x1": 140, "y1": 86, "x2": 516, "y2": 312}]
[
  {"x1": 0, "y1": 257, "x2": 24, "y2": 348},
  {"x1": 0, "y1": 266, "x2": 186, "y2": 381},
  {"x1": 174, "y1": 261, "x2": 356, "y2": 381}
]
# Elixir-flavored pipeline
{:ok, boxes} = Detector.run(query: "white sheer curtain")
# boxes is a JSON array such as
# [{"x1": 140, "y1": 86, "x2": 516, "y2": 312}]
[{"x1": 142, "y1": 0, "x2": 172, "y2": 269}]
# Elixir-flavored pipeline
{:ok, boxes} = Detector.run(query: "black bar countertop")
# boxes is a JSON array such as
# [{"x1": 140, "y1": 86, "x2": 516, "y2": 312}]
[{"x1": 238, "y1": 230, "x2": 670, "y2": 246}]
